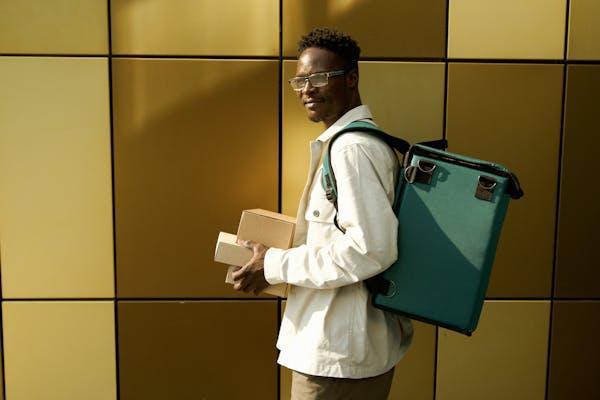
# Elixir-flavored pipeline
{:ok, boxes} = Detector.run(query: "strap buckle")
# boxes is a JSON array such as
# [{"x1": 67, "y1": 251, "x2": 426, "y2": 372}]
[
  {"x1": 475, "y1": 175, "x2": 497, "y2": 201},
  {"x1": 404, "y1": 160, "x2": 436, "y2": 185}
]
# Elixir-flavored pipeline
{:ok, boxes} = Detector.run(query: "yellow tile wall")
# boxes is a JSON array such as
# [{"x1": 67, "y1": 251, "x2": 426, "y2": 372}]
[
  {"x1": 1, "y1": 1, "x2": 598, "y2": 400},
  {"x1": 0, "y1": 57, "x2": 114, "y2": 299},
  {"x1": 283, "y1": 0, "x2": 447, "y2": 58},
  {"x1": 388, "y1": 321, "x2": 437, "y2": 400},
  {"x1": 448, "y1": 0, "x2": 567, "y2": 59},
  {"x1": 112, "y1": 58, "x2": 279, "y2": 298},
  {"x1": 548, "y1": 301, "x2": 600, "y2": 400},
  {"x1": 568, "y1": 0, "x2": 600, "y2": 60},
  {"x1": 118, "y1": 301, "x2": 278, "y2": 400},
  {"x1": 555, "y1": 65, "x2": 600, "y2": 298},
  {"x1": 436, "y1": 301, "x2": 551, "y2": 400},
  {"x1": 110, "y1": 0, "x2": 279, "y2": 56},
  {"x1": 2, "y1": 302, "x2": 116, "y2": 400},
  {"x1": 0, "y1": 0, "x2": 108, "y2": 54}
]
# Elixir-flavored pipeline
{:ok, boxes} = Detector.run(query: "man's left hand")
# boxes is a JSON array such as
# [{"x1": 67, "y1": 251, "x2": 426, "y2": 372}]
[{"x1": 231, "y1": 239, "x2": 270, "y2": 295}]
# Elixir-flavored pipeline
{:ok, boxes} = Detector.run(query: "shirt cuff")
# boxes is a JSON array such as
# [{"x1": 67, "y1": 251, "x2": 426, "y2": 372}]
[{"x1": 264, "y1": 247, "x2": 286, "y2": 285}]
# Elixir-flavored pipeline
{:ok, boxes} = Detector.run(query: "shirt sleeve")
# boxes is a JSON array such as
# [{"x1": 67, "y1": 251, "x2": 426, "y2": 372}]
[{"x1": 264, "y1": 141, "x2": 398, "y2": 289}]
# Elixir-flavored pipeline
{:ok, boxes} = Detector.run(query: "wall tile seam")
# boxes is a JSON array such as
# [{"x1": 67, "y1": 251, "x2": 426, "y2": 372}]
[
  {"x1": 106, "y1": 0, "x2": 121, "y2": 396},
  {"x1": 2, "y1": 297, "x2": 600, "y2": 304},
  {"x1": 3, "y1": 54, "x2": 600, "y2": 64},
  {"x1": 544, "y1": 9, "x2": 571, "y2": 396},
  {"x1": 0, "y1": 298, "x2": 283, "y2": 302}
]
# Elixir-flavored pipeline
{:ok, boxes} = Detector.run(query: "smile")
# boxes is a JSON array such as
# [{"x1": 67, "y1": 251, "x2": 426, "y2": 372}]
[{"x1": 304, "y1": 99, "x2": 323, "y2": 108}]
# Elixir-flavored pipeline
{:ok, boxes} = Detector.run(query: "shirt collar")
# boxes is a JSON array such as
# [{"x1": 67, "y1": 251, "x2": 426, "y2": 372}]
[{"x1": 315, "y1": 105, "x2": 373, "y2": 143}]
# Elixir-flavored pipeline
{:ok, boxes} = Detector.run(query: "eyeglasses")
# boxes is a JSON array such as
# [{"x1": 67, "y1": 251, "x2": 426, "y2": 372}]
[{"x1": 288, "y1": 69, "x2": 346, "y2": 91}]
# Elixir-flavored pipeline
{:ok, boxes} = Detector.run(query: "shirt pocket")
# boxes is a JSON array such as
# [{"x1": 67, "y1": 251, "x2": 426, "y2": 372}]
[
  {"x1": 304, "y1": 194, "x2": 336, "y2": 224},
  {"x1": 304, "y1": 194, "x2": 339, "y2": 246}
]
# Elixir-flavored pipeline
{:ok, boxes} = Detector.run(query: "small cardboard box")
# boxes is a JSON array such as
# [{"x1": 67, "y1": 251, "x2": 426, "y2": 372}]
[
  {"x1": 215, "y1": 232, "x2": 287, "y2": 297},
  {"x1": 235, "y1": 209, "x2": 295, "y2": 297},
  {"x1": 236, "y1": 209, "x2": 296, "y2": 249},
  {"x1": 214, "y1": 208, "x2": 295, "y2": 297},
  {"x1": 214, "y1": 232, "x2": 253, "y2": 266}
]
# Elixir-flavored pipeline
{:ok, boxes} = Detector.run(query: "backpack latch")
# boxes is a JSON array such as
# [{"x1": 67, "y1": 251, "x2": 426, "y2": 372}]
[
  {"x1": 404, "y1": 160, "x2": 436, "y2": 185},
  {"x1": 475, "y1": 175, "x2": 497, "y2": 201}
]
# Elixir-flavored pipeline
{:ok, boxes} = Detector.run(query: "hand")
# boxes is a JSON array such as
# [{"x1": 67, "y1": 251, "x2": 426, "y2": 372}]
[{"x1": 231, "y1": 239, "x2": 270, "y2": 295}]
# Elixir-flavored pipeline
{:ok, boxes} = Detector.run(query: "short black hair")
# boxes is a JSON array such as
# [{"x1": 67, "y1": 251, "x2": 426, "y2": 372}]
[{"x1": 298, "y1": 27, "x2": 361, "y2": 70}]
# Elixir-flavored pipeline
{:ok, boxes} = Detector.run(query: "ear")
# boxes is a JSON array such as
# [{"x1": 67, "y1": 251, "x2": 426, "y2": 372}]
[{"x1": 346, "y1": 67, "x2": 359, "y2": 89}]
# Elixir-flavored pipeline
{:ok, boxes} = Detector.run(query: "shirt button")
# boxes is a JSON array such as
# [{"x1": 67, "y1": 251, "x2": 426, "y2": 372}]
[{"x1": 313, "y1": 210, "x2": 320, "y2": 217}]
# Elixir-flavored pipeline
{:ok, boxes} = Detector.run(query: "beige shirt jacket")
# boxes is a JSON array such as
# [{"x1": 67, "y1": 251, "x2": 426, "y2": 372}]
[{"x1": 264, "y1": 105, "x2": 413, "y2": 379}]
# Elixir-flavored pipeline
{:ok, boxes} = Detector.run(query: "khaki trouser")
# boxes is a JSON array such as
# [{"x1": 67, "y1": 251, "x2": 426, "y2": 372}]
[{"x1": 290, "y1": 367, "x2": 395, "y2": 400}]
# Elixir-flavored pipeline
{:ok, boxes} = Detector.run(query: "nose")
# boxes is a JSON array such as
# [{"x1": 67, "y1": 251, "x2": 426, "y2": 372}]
[{"x1": 300, "y1": 79, "x2": 316, "y2": 95}]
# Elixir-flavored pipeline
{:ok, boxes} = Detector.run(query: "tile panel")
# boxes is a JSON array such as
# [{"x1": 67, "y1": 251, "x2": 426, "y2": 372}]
[
  {"x1": 567, "y1": 0, "x2": 600, "y2": 60},
  {"x1": 112, "y1": 58, "x2": 279, "y2": 297},
  {"x1": 0, "y1": 0, "x2": 108, "y2": 54},
  {"x1": 283, "y1": 0, "x2": 446, "y2": 58},
  {"x1": 436, "y1": 301, "x2": 550, "y2": 400},
  {"x1": 118, "y1": 300, "x2": 278, "y2": 400},
  {"x1": 548, "y1": 301, "x2": 600, "y2": 400},
  {"x1": 111, "y1": 0, "x2": 279, "y2": 56},
  {"x1": 0, "y1": 57, "x2": 114, "y2": 298},
  {"x1": 555, "y1": 65, "x2": 600, "y2": 298},
  {"x1": 448, "y1": 0, "x2": 566, "y2": 59},
  {"x1": 2, "y1": 301, "x2": 116, "y2": 400}
]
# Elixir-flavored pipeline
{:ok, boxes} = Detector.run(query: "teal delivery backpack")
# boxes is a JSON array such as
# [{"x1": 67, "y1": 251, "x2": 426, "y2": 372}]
[{"x1": 322, "y1": 121, "x2": 523, "y2": 335}]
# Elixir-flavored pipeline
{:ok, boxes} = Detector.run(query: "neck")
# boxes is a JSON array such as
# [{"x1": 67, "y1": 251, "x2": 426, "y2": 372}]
[{"x1": 323, "y1": 95, "x2": 362, "y2": 129}]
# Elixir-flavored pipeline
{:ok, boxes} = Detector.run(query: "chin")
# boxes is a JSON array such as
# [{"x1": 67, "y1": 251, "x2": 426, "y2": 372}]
[{"x1": 307, "y1": 111, "x2": 322, "y2": 123}]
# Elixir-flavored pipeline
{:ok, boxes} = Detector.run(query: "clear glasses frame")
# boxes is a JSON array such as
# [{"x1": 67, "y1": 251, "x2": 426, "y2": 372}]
[{"x1": 288, "y1": 69, "x2": 346, "y2": 91}]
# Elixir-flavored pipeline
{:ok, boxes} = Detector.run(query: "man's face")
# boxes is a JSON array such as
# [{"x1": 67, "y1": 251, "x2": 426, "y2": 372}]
[{"x1": 295, "y1": 47, "x2": 355, "y2": 127}]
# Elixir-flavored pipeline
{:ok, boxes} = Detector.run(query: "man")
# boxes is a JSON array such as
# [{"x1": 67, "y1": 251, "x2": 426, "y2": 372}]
[{"x1": 232, "y1": 27, "x2": 412, "y2": 399}]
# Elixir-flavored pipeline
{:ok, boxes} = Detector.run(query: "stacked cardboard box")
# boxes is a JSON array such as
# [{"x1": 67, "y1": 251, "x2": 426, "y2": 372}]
[{"x1": 214, "y1": 209, "x2": 295, "y2": 297}]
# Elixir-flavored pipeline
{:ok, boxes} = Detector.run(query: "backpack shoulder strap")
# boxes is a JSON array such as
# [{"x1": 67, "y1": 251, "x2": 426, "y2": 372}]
[
  {"x1": 321, "y1": 121, "x2": 408, "y2": 232},
  {"x1": 321, "y1": 121, "x2": 447, "y2": 233},
  {"x1": 322, "y1": 121, "x2": 409, "y2": 203}
]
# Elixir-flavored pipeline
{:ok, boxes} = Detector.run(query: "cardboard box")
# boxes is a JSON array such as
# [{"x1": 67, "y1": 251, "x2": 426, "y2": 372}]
[
  {"x1": 236, "y1": 209, "x2": 296, "y2": 249},
  {"x1": 214, "y1": 232, "x2": 286, "y2": 297},
  {"x1": 215, "y1": 232, "x2": 253, "y2": 266},
  {"x1": 234, "y1": 209, "x2": 295, "y2": 297},
  {"x1": 214, "y1": 227, "x2": 290, "y2": 297}
]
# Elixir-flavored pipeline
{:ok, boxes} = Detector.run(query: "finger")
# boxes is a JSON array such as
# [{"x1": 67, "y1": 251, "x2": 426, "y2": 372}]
[
  {"x1": 236, "y1": 256, "x2": 260, "y2": 277},
  {"x1": 236, "y1": 238, "x2": 254, "y2": 248},
  {"x1": 239, "y1": 277, "x2": 253, "y2": 293},
  {"x1": 233, "y1": 276, "x2": 250, "y2": 292},
  {"x1": 231, "y1": 266, "x2": 247, "y2": 282},
  {"x1": 242, "y1": 271, "x2": 263, "y2": 294},
  {"x1": 228, "y1": 265, "x2": 241, "y2": 280},
  {"x1": 251, "y1": 243, "x2": 269, "y2": 259}
]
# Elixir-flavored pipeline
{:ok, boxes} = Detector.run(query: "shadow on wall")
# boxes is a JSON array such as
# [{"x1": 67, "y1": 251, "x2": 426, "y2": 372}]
[
  {"x1": 284, "y1": 0, "x2": 447, "y2": 58},
  {"x1": 112, "y1": 58, "x2": 278, "y2": 297}
]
